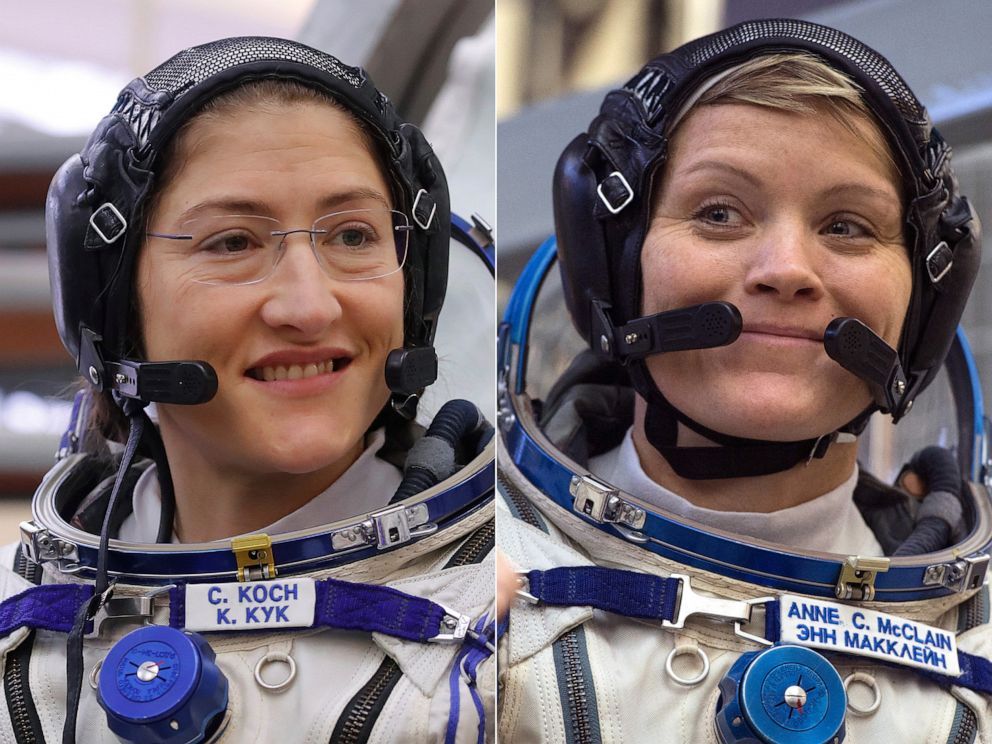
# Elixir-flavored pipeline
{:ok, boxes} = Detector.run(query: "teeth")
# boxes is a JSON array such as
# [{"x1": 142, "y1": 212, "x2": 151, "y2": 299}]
[{"x1": 256, "y1": 358, "x2": 343, "y2": 382}]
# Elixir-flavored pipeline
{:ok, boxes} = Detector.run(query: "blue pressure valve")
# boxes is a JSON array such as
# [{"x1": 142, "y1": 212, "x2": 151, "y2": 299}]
[
  {"x1": 98, "y1": 625, "x2": 228, "y2": 744},
  {"x1": 716, "y1": 644, "x2": 846, "y2": 744}
]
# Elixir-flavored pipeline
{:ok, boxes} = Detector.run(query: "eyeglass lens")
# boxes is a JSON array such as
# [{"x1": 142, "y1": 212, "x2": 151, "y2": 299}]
[{"x1": 162, "y1": 208, "x2": 409, "y2": 285}]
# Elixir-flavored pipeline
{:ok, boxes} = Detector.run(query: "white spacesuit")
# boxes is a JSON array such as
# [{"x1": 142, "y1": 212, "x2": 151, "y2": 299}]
[
  {"x1": 0, "y1": 36, "x2": 495, "y2": 744},
  {"x1": 498, "y1": 18, "x2": 992, "y2": 744}
]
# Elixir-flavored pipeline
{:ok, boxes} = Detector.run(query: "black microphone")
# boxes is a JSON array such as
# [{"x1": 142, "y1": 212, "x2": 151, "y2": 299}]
[
  {"x1": 612, "y1": 302, "x2": 743, "y2": 361},
  {"x1": 106, "y1": 360, "x2": 218, "y2": 405},
  {"x1": 385, "y1": 346, "x2": 439, "y2": 395},
  {"x1": 823, "y1": 317, "x2": 907, "y2": 413}
]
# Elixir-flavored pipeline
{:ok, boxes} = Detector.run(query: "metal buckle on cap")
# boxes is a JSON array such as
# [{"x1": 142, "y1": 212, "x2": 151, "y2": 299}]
[
  {"x1": 412, "y1": 188, "x2": 437, "y2": 230},
  {"x1": 89, "y1": 202, "x2": 128, "y2": 244},
  {"x1": 90, "y1": 584, "x2": 174, "y2": 637},
  {"x1": 514, "y1": 572, "x2": 539, "y2": 604},
  {"x1": 926, "y1": 240, "x2": 953, "y2": 283},
  {"x1": 19, "y1": 520, "x2": 77, "y2": 565},
  {"x1": 596, "y1": 171, "x2": 634, "y2": 215},
  {"x1": 662, "y1": 574, "x2": 773, "y2": 646},
  {"x1": 431, "y1": 604, "x2": 471, "y2": 642}
]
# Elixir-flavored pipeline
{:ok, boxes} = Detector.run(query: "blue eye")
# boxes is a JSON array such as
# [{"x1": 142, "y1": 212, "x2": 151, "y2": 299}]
[{"x1": 219, "y1": 235, "x2": 251, "y2": 252}]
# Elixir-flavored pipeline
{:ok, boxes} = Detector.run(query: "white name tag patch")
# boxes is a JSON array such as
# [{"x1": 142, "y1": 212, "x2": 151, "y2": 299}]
[
  {"x1": 778, "y1": 594, "x2": 959, "y2": 676},
  {"x1": 185, "y1": 578, "x2": 316, "y2": 632}
]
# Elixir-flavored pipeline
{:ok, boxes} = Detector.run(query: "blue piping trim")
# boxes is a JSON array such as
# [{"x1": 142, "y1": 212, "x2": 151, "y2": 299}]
[
  {"x1": 445, "y1": 649, "x2": 462, "y2": 744},
  {"x1": 450, "y1": 213, "x2": 495, "y2": 272},
  {"x1": 443, "y1": 614, "x2": 492, "y2": 744},
  {"x1": 955, "y1": 326, "x2": 986, "y2": 483},
  {"x1": 56, "y1": 459, "x2": 494, "y2": 583},
  {"x1": 502, "y1": 236, "x2": 557, "y2": 394},
  {"x1": 505, "y1": 414, "x2": 986, "y2": 602}
]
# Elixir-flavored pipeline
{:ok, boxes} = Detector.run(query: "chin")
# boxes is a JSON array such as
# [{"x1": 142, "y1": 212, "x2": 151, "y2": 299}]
[
  {"x1": 261, "y1": 445, "x2": 356, "y2": 477},
  {"x1": 669, "y1": 379, "x2": 870, "y2": 443},
  {"x1": 260, "y1": 425, "x2": 364, "y2": 474}
]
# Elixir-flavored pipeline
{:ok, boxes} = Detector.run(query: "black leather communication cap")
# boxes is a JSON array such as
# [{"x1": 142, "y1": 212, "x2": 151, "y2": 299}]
[
  {"x1": 553, "y1": 18, "x2": 980, "y2": 425},
  {"x1": 46, "y1": 36, "x2": 449, "y2": 392}
]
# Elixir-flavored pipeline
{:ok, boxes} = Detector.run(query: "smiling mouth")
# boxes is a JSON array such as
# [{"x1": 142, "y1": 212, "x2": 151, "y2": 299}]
[{"x1": 246, "y1": 357, "x2": 352, "y2": 381}]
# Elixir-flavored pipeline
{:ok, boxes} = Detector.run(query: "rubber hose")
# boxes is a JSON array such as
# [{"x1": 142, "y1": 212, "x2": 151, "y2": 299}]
[
  {"x1": 893, "y1": 446, "x2": 961, "y2": 556},
  {"x1": 390, "y1": 399, "x2": 484, "y2": 503}
]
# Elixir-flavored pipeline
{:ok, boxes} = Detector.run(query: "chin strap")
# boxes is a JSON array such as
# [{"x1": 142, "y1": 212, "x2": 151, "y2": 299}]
[
  {"x1": 608, "y1": 306, "x2": 904, "y2": 480},
  {"x1": 631, "y1": 363, "x2": 859, "y2": 479}
]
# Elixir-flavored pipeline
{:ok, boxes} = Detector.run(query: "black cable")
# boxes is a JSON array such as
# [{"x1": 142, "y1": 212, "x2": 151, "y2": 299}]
[{"x1": 62, "y1": 402, "x2": 145, "y2": 744}]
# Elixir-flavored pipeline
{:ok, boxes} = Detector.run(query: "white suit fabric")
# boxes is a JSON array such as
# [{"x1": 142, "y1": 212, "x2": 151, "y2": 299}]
[
  {"x1": 0, "y1": 460, "x2": 495, "y2": 743},
  {"x1": 497, "y1": 445, "x2": 992, "y2": 743},
  {"x1": 590, "y1": 429, "x2": 883, "y2": 556}
]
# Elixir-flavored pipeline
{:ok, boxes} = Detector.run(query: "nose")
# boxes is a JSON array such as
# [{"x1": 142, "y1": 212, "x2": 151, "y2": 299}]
[
  {"x1": 744, "y1": 222, "x2": 825, "y2": 302},
  {"x1": 259, "y1": 232, "x2": 342, "y2": 336}
]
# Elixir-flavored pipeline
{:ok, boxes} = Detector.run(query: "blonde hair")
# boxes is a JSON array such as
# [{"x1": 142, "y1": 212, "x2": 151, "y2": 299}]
[{"x1": 683, "y1": 52, "x2": 901, "y2": 184}]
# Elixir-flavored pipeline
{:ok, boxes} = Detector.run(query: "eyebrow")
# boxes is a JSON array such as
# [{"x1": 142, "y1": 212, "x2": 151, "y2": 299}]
[
  {"x1": 677, "y1": 160, "x2": 763, "y2": 187},
  {"x1": 677, "y1": 160, "x2": 899, "y2": 204},
  {"x1": 177, "y1": 188, "x2": 392, "y2": 222},
  {"x1": 817, "y1": 182, "x2": 901, "y2": 206}
]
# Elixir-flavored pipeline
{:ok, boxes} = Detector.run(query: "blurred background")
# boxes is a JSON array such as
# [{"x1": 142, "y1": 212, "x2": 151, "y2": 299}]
[
  {"x1": 498, "y1": 0, "x2": 992, "y2": 437},
  {"x1": 0, "y1": 0, "x2": 494, "y2": 542},
  {"x1": 5, "y1": 0, "x2": 992, "y2": 543}
]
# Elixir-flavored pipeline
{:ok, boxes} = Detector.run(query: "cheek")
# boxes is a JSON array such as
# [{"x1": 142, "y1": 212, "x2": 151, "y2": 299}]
[
  {"x1": 341, "y1": 276, "x2": 405, "y2": 347},
  {"x1": 829, "y1": 251, "x2": 912, "y2": 346},
  {"x1": 640, "y1": 230, "x2": 738, "y2": 314},
  {"x1": 136, "y1": 255, "x2": 229, "y2": 359}
]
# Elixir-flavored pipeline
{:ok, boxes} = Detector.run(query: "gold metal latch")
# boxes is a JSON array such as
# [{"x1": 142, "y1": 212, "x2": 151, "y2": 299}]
[
  {"x1": 231, "y1": 534, "x2": 276, "y2": 582},
  {"x1": 835, "y1": 556, "x2": 889, "y2": 601}
]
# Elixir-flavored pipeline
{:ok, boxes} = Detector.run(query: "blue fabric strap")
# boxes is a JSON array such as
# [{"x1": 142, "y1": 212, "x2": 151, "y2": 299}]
[
  {"x1": 526, "y1": 566, "x2": 680, "y2": 621},
  {"x1": 527, "y1": 568, "x2": 992, "y2": 698},
  {"x1": 167, "y1": 578, "x2": 454, "y2": 641},
  {"x1": 0, "y1": 579, "x2": 460, "y2": 645},
  {"x1": 0, "y1": 584, "x2": 93, "y2": 637},
  {"x1": 312, "y1": 577, "x2": 447, "y2": 642}
]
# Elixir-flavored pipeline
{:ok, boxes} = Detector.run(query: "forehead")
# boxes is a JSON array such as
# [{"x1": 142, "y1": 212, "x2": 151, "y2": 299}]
[
  {"x1": 153, "y1": 101, "x2": 391, "y2": 218},
  {"x1": 663, "y1": 101, "x2": 903, "y2": 201}
]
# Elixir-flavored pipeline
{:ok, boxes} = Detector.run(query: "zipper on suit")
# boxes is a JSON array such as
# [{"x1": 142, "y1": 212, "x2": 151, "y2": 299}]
[
  {"x1": 948, "y1": 586, "x2": 987, "y2": 744},
  {"x1": 499, "y1": 473, "x2": 547, "y2": 532},
  {"x1": 330, "y1": 519, "x2": 495, "y2": 743},
  {"x1": 4, "y1": 631, "x2": 45, "y2": 744},
  {"x1": 552, "y1": 626, "x2": 602, "y2": 744}
]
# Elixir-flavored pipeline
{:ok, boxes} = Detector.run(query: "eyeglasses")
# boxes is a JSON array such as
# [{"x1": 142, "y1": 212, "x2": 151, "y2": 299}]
[{"x1": 145, "y1": 208, "x2": 413, "y2": 286}]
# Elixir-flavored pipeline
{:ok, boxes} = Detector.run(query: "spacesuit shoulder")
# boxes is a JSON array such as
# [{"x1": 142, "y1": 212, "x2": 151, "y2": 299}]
[{"x1": 0, "y1": 542, "x2": 39, "y2": 602}]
